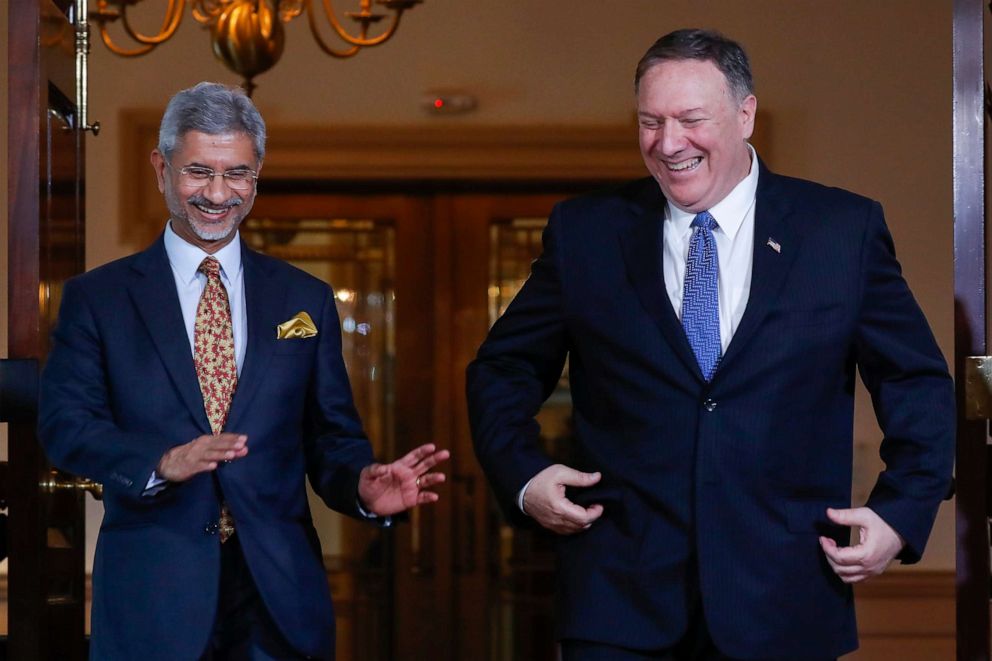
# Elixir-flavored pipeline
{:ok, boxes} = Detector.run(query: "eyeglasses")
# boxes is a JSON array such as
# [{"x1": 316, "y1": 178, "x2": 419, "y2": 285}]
[{"x1": 165, "y1": 161, "x2": 258, "y2": 191}]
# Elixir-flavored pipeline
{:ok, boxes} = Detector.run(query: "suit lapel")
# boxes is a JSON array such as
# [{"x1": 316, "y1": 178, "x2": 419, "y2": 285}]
[
  {"x1": 127, "y1": 236, "x2": 211, "y2": 432},
  {"x1": 716, "y1": 168, "x2": 802, "y2": 376},
  {"x1": 618, "y1": 183, "x2": 705, "y2": 382},
  {"x1": 225, "y1": 243, "x2": 286, "y2": 431}
]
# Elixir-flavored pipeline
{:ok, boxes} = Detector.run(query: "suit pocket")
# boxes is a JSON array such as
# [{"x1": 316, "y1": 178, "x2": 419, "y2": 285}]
[
  {"x1": 784, "y1": 499, "x2": 848, "y2": 538},
  {"x1": 273, "y1": 337, "x2": 317, "y2": 355},
  {"x1": 567, "y1": 484, "x2": 623, "y2": 509}
]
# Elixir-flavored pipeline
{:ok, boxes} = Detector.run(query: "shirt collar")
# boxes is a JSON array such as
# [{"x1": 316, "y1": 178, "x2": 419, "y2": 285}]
[
  {"x1": 163, "y1": 221, "x2": 242, "y2": 285},
  {"x1": 665, "y1": 144, "x2": 760, "y2": 240}
]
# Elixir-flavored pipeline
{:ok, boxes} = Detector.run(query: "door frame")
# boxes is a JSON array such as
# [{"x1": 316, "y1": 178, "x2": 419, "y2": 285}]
[{"x1": 952, "y1": 0, "x2": 990, "y2": 658}]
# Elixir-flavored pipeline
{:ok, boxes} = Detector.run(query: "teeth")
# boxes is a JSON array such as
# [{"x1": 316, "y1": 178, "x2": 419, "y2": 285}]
[
  {"x1": 195, "y1": 205, "x2": 226, "y2": 216},
  {"x1": 668, "y1": 157, "x2": 702, "y2": 172}
]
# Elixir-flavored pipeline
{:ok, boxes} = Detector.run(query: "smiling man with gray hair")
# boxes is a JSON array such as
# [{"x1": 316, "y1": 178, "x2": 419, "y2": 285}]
[{"x1": 39, "y1": 81, "x2": 448, "y2": 660}]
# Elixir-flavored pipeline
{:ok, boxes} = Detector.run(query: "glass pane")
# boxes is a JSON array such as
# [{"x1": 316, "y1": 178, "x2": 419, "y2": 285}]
[
  {"x1": 488, "y1": 217, "x2": 563, "y2": 661},
  {"x1": 243, "y1": 216, "x2": 396, "y2": 661}
]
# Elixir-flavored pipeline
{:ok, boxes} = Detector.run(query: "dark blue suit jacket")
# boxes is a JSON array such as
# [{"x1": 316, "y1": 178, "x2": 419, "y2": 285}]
[
  {"x1": 39, "y1": 236, "x2": 373, "y2": 660},
  {"x1": 467, "y1": 167, "x2": 954, "y2": 659}
]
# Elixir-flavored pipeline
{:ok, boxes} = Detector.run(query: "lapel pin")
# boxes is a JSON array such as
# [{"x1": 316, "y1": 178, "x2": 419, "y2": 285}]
[{"x1": 766, "y1": 237, "x2": 781, "y2": 254}]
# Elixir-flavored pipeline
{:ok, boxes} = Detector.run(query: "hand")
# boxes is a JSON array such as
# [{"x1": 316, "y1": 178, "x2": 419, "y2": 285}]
[
  {"x1": 523, "y1": 464, "x2": 603, "y2": 534},
  {"x1": 358, "y1": 443, "x2": 450, "y2": 516},
  {"x1": 156, "y1": 433, "x2": 248, "y2": 482},
  {"x1": 819, "y1": 507, "x2": 906, "y2": 584}
]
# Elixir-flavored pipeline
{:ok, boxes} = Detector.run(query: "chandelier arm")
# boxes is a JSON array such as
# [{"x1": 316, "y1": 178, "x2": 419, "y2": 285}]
[
  {"x1": 315, "y1": 0, "x2": 404, "y2": 47},
  {"x1": 305, "y1": 1, "x2": 361, "y2": 58},
  {"x1": 97, "y1": 21, "x2": 157, "y2": 56},
  {"x1": 191, "y1": 0, "x2": 225, "y2": 25},
  {"x1": 117, "y1": 0, "x2": 186, "y2": 46}
]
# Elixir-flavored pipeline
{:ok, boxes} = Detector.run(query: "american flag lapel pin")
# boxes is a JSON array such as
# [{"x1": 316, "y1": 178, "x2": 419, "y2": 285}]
[{"x1": 766, "y1": 237, "x2": 782, "y2": 254}]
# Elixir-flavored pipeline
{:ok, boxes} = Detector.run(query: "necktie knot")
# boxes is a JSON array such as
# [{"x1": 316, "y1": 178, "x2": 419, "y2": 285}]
[
  {"x1": 692, "y1": 211, "x2": 717, "y2": 232},
  {"x1": 199, "y1": 256, "x2": 221, "y2": 278}
]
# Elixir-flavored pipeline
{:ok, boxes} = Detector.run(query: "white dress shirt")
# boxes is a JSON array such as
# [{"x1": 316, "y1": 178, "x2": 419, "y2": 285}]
[
  {"x1": 163, "y1": 222, "x2": 248, "y2": 371},
  {"x1": 663, "y1": 145, "x2": 759, "y2": 352}
]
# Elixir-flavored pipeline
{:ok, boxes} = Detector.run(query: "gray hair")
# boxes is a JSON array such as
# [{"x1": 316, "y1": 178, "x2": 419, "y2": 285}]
[
  {"x1": 157, "y1": 82, "x2": 266, "y2": 162},
  {"x1": 635, "y1": 29, "x2": 754, "y2": 103}
]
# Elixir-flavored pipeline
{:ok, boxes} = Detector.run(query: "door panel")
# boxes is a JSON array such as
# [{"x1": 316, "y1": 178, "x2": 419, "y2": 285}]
[
  {"x1": 247, "y1": 191, "x2": 579, "y2": 661},
  {"x1": 952, "y1": 0, "x2": 991, "y2": 658},
  {"x1": 247, "y1": 193, "x2": 440, "y2": 661},
  {"x1": 448, "y1": 194, "x2": 570, "y2": 661},
  {"x1": 5, "y1": 0, "x2": 89, "y2": 657}
]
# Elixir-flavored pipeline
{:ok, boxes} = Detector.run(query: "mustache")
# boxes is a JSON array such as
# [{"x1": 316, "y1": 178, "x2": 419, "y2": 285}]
[{"x1": 187, "y1": 195, "x2": 243, "y2": 210}]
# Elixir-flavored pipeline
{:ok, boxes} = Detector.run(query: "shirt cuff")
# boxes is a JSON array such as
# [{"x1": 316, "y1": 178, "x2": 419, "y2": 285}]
[
  {"x1": 356, "y1": 498, "x2": 393, "y2": 528},
  {"x1": 517, "y1": 478, "x2": 534, "y2": 515},
  {"x1": 142, "y1": 471, "x2": 169, "y2": 497}
]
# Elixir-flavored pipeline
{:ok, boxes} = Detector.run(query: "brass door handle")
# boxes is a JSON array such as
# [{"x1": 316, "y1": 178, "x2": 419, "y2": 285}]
[
  {"x1": 964, "y1": 356, "x2": 992, "y2": 420},
  {"x1": 40, "y1": 470, "x2": 103, "y2": 500}
]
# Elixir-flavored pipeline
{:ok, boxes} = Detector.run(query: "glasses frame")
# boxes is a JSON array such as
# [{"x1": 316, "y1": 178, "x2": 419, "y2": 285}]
[{"x1": 164, "y1": 160, "x2": 259, "y2": 191}]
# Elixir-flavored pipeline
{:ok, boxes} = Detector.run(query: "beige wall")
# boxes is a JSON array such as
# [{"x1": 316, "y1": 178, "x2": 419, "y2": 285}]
[{"x1": 58, "y1": 1, "x2": 957, "y2": 571}]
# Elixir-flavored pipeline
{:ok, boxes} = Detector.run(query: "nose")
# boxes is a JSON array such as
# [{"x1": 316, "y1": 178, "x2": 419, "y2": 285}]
[
  {"x1": 659, "y1": 122, "x2": 687, "y2": 157},
  {"x1": 202, "y1": 172, "x2": 233, "y2": 201}
]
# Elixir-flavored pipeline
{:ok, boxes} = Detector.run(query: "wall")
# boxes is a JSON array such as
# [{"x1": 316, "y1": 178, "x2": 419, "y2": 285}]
[{"x1": 75, "y1": 1, "x2": 953, "y2": 571}]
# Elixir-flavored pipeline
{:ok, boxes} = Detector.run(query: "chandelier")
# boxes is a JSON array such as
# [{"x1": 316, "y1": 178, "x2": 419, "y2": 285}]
[{"x1": 91, "y1": 0, "x2": 422, "y2": 95}]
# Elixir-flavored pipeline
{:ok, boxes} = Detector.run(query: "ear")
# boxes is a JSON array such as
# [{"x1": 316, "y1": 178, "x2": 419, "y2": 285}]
[
  {"x1": 150, "y1": 149, "x2": 167, "y2": 194},
  {"x1": 739, "y1": 94, "x2": 757, "y2": 140}
]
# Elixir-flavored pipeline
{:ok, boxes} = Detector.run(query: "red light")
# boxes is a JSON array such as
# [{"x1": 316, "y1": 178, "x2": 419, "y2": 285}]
[{"x1": 433, "y1": 98, "x2": 444, "y2": 109}]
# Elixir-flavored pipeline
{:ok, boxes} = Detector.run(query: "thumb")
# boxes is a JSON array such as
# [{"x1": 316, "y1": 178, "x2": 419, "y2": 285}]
[
  {"x1": 364, "y1": 463, "x2": 388, "y2": 479},
  {"x1": 826, "y1": 507, "x2": 865, "y2": 527},
  {"x1": 557, "y1": 467, "x2": 601, "y2": 487}
]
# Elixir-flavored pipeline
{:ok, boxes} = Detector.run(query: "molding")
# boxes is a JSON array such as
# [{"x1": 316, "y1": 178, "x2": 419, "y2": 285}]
[{"x1": 120, "y1": 109, "x2": 646, "y2": 249}]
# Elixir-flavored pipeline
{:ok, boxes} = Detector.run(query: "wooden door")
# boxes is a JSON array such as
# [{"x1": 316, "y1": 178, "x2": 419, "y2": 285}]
[
  {"x1": 4, "y1": 0, "x2": 90, "y2": 657},
  {"x1": 246, "y1": 189, "x2": 584, "y2": 661},
  {"x1": 952, "y1": 0, "x2": 991, "y2": 658},
  {"x1": 446, "y1": 193, "x2": 573, "y2": 661},
  {"x1": 247, "y1": 191, "x2": 446, "y2": 661}
]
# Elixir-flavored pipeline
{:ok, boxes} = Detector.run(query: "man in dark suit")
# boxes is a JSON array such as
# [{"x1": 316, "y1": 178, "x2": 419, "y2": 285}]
[
  {"x1": 39, "y1": 82, "x2": 448, "y2": 660},
  {"x1": 467, "y1": 29, "x2": 953, "y2": 660}
]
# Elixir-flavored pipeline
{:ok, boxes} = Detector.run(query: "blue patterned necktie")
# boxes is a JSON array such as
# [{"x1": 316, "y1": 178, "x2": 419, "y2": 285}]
[{"x1": 681, "y1": 211, "x2": 721, "y2": 381}]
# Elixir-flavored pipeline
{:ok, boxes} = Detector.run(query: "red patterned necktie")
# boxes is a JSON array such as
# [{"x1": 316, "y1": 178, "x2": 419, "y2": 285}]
[{"x1": 194, "y1": 256, "x2": 237, "y2": 542}]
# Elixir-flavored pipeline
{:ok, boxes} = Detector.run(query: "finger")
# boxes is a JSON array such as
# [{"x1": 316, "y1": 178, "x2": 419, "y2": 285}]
[
  {"x1": 199, "y1": 434, "x2": 248, "y2": 451},
  {"x1": 826, "y1": 507, "x2": 868, "y2": 528},
  {"x1": 417, "y1": 491, "x2": 440, "y2": 505},
  {"x1": 413, "y1": 449, "x2": 450, "y2": 472},
  {"x1": 825, "y1": 544, "x2": 869, "y2": 566},
  {"x1": 556, "y1": 468, "x2": 601, "y2": 488},
  {"x1": 581, "y1": 504, "x2": 604, "y2": 527},
  {"x1": 400, "y1": 443, "x2": 437, "y2": 467},
  {"x1": 365, "y1": 463, "x2": 389, "y2": 479},
  {"x1": 416, "y1": 472, "x2": 446, "y2": 488},
  {"x1": 556, "y1": 499, "x2": 603, "y2": 527},
  {"x1": 819, "y1": 536, "x2": 867, "y2": 566}
]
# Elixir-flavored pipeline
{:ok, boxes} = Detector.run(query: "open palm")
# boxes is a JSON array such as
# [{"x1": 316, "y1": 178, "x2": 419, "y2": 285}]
[{"x1": 358, "y1": 443, "x2": 449, "y2": 516}]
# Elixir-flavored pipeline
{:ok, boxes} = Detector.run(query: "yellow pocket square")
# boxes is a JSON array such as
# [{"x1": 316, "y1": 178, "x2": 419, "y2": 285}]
[{"x1": 276, "y1": 311, "x2": 318, "y2": 339}]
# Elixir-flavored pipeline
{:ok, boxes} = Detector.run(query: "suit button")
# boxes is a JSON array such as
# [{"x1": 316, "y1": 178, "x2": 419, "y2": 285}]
[
  {"x1": 205, "y1": 523, "x2": 218, "y2": 535},
  {"x1": 703, "y1": 399, "x2": 717, "y2": 412}
]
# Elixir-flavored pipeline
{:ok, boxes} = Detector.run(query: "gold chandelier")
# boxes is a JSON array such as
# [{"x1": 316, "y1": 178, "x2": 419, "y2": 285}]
[{"x1": 91, "y1": 0, "x2": 422, "y2": 95}]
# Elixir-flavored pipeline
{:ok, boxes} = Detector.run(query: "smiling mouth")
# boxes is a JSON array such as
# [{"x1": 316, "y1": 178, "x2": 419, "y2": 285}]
[
  {"x1": 191, "y1": 198, "x2": 242, "y2": 218},
  {"x1": 667, "y1": 157, "x2": 702, "y2": 172}
]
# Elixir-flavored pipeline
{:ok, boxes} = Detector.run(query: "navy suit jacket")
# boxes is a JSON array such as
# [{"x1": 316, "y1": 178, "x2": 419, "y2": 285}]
[
  {"x1": 39, "y1": 236, "x2": 374, "y2": 660},
  {"x1": 466, "y1": 167, "x2": 954, "y2": 659}
]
